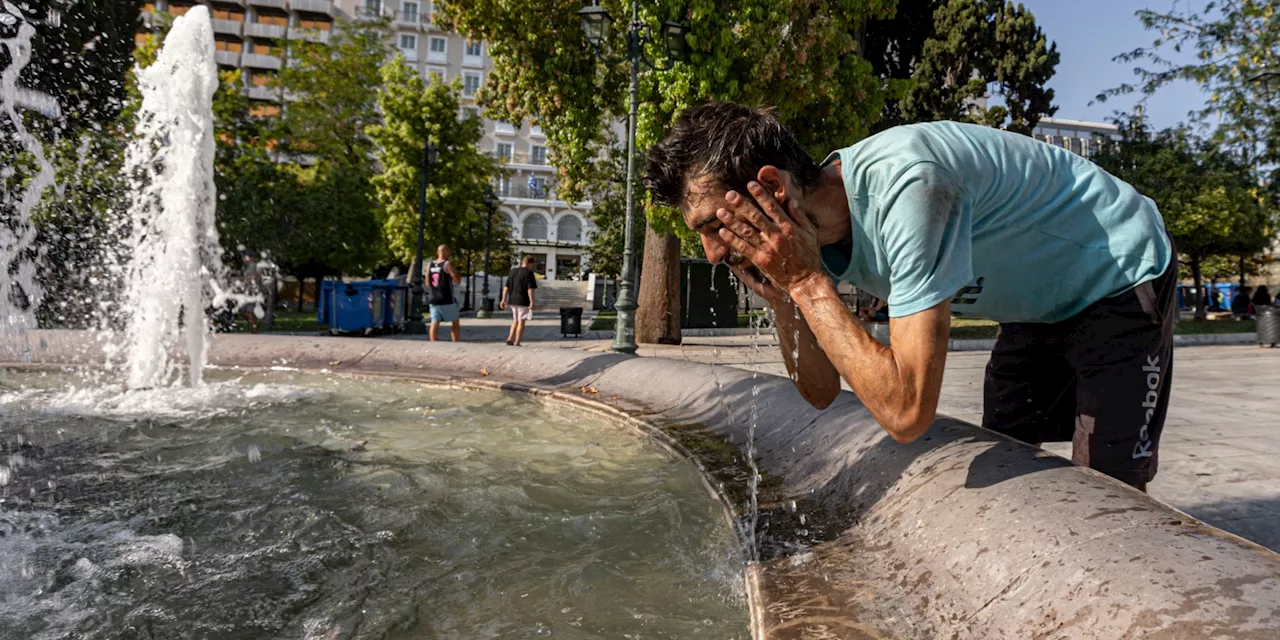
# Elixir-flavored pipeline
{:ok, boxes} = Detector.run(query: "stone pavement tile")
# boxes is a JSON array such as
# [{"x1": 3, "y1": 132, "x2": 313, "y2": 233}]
[
  {"x1": 1157, "y1": 454, "x2": 1280, "y2": 484},
  {"x1": 1210, "y1": 436, "x2": 1280, "y2": 455},
  {"x1": 1206, "y1": 516, "x2": 1280, "y2": 551},
  {"x1": 1159, "y1": 441, "x2": 1261, "y2": 461},
  {"x1": 1150, "y1": 478, "x2": 1280, "y2": 521}
]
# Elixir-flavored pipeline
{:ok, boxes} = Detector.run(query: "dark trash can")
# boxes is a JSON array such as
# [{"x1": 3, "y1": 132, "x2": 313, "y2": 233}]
[
  {"x1": 560, "y1": 307, "x2": 583, "y2": 338},
  {"x1": 1258, "y1": 306, "x2": 1280, "y2": 347},
  {"x1": 482, "y1": 297, "x2": 495, "y2": 315}
]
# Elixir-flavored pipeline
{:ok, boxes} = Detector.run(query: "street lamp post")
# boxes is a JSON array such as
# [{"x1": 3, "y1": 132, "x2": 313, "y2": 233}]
[
  {"x1": 578, "y1": 2, "x2": 687, "y2": 355},
  {"x1": 477, "y1": 186, "x2": 498, "y2": 319},
  {"x1": 407, "y1": 141, "x2": 440, "y2": 335}
]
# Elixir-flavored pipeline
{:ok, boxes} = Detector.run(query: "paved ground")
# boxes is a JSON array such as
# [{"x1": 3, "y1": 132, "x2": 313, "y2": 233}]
[
  {"x1": 549, "y1": 335, "x2": 1280, "y2": 552},
  {"x1": 385, "y1": 311, "x2": 609, "y2": 344}
]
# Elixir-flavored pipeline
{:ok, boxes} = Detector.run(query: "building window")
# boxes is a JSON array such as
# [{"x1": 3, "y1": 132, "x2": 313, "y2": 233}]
[
  {"x1": 494, "y1": 121, "x2": 515, "y2": 135},
  {"x1": 556, "y1": 216, "x2": 582, "y2": 243},
  {"x1": 522, "y1": 214, "x2": 549, "y2": 240},
  {"x1": 495, "y1": 142, "x2": 513, "y2": 160},
  {"x1": 427, "y1": 36, "x2": 447, "y2": 63},
  {"x1": 530, "y1": 145, "x2": 547, "y2": 166},
  {"x1": 463, "y1": 72, "x2": 481, "y2": 97},
  {"x1": 363, "y1": 0, "x2": 381, "y2": 16},
  {"x1": 495, "y1": 176, "x2": 511, "y2": 198},
  {"x1": 425, "y1": 66, "x2": 445, "y2": 83},
  {"x1": 399, "y1": 34, "x2": 416, "y2": 50},
  {"x1": 465, "y1": 41, "x2": 482, "y2": 57},
  {"x1": 529, "y1": 176, "x2": 547, "y2": 197},
  {"x1": 402, "y1": 2, "x2": 418, "y2": 22}
]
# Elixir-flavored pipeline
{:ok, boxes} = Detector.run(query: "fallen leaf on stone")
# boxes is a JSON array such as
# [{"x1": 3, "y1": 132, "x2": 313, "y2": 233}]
[
  {"x1": 329, "y1": 360, "x2": 342, "y2": 366},
  {"x1": 480, "y1": 368, "x2": 490, "y2": 376},
  {"x1": 581, "y1": 386, "x2": 598, "y2": 395}
]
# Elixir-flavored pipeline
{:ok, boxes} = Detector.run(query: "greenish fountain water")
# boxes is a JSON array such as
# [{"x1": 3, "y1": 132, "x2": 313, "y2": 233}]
[{"x1": 0, "y1": 369, "x2": 747, "y2": 639}]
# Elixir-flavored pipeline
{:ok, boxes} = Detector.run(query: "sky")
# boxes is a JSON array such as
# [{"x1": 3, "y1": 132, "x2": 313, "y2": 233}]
[{"x1": 1014, "y1": 0, "x2": 1210, "y2": 131}]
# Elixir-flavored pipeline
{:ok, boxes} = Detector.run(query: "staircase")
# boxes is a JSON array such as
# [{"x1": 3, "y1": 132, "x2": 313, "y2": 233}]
[{"x1": 533, "y1": 280, "x2": 592, "y2": 310}]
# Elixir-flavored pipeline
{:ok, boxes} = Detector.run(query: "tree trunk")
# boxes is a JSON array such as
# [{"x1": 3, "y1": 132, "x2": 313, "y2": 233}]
[
  {"x1": 1191, "y1": 255, "x2": 1205, "y2": 321},
  {"x1": 1239, "y1": 255, "x2": 1246, "y2": 287},
  {"x1": 635, "y1": 221, "x2": 682, "y2": 345},
  {"x1": 297, "y1": 277, "x2": 306, "y2": 312}
]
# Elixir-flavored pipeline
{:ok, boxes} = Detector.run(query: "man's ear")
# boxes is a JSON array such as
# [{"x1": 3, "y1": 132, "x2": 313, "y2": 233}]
[{"x1": 756, "y1": 166, "x2": 789, "y2": 202}]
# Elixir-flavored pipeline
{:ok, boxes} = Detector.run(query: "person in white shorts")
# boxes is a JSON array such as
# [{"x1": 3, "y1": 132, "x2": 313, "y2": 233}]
[{"x1": 500, "y1": 255, "x2": 538, "y2": 346}]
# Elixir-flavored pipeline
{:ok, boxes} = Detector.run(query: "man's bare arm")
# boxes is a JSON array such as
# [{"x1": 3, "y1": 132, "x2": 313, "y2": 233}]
[
  {"x1": 790, "y1": 277, "x2": 950, "y2": 441},
  {"x1": 716, "y1": 181, "x2": 950, "y2": 442},
  {"x1": 732, "y1": 263, "x2": 841, "y2": 408}
]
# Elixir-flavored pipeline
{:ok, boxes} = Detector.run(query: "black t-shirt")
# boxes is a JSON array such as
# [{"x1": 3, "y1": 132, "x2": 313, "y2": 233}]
[
  {"x1": 506, "y1": 267, "x2": 537, "y2": 306},
  {"x1": 428, "y1": 260, "x2": 454, "y2": 305}
]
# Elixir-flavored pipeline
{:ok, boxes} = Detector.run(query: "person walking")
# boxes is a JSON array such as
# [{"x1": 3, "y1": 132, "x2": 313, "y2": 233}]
[
  {"x1": 426, "y1": 244, "x2": 462, "y2": 342},
  {"x1": 501, "y1": 255, "x2": 538, "y2": 346}
]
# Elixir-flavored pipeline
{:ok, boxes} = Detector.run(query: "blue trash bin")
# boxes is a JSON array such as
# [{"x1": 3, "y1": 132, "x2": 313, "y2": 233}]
[{"x1": 325, "y1": 280, "x2": 382, "y2": 335}]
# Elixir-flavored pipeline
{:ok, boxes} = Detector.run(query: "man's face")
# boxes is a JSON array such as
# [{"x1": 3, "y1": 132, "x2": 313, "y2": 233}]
[{"x1": 679, "y1": 174, "x2": 737, "y2": 266}]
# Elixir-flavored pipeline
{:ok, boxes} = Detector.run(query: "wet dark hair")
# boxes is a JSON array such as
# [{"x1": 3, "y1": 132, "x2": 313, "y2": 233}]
[{"x1": 644, "y1": 102, "x2": 821, "y2": 209}]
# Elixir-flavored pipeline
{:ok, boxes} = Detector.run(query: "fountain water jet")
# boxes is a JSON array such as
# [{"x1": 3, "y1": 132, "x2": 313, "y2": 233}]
[
  {"x1": 119, "y1": 5, "x2": 220, "y2": 388},
  {"x1": 0, "y1": 4, "x2": 58, "y2": 360}
]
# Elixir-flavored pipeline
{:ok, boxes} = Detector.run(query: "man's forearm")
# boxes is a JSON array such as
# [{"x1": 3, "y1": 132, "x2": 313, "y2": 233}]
[
  {"x1": 789, "y1": 276, "x2": 945, "y2": 442},
  {"x1": 768, "y1": 297, "x2": 841, "y2": 409}
]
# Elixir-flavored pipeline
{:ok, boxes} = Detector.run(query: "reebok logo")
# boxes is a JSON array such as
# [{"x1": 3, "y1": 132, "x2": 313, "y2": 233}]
[{"x1": 1133, "y1": 354, "x2": 1159, "y2": 459}]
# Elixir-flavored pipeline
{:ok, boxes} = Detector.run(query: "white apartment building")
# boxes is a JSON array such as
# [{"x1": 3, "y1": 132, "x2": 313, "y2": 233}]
[
  {"x1": 333, "y1": 0, "x2": 594, "y2": 281},
  {"x1": 1031, "y1": 117, "x2": 1121, "y2": 159}
]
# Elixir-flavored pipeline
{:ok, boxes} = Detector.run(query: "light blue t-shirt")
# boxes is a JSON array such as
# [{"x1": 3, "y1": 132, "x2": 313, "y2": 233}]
[{"x1": 820, "y1": 121, "x2": 1172, "y2": 323}]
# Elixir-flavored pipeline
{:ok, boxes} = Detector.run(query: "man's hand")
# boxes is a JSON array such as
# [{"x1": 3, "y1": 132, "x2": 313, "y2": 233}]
[
  {"x1": 500, "y1": 299, "x2": 507, "y2": 310},
  {"x1": 716, "y1": 182, "x2": 825, "y2": 296}
]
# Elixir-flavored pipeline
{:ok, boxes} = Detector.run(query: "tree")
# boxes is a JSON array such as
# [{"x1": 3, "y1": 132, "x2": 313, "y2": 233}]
[
  {"x1": 1099, "y1": 0, "x2": 1280, "y2": 177},
  {"x1": 899, "y1": 0, "x2": 1059, "y2": 134},
  {"x1": 367, "y1": 57, "x2": 499, "y2": 274},
  {"x1": 269, "y1": 17, "x2": 390, "y2": 278},
  {"x1": 1091, "y1": 114, "x2": 1272, "y2": 319},
  {"x1": 19, "y1": 0, "x2": 144, "y2": 138},
  {"x1": 439, "y1": 0, "x2": 895, "y2": 343},
  {"x1": 862, "y1": 0, "x2": 939, "y2": 130}
]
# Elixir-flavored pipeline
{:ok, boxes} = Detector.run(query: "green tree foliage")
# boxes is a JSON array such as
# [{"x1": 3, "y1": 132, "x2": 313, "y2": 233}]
[
  {"x1": 265, "y1": 17, "x2": 390, "y2": 277},
  {"x1": 1091, "y1": 113, "x2": 1273, "y2": 319},
  {"x1": 18, "y1": 0, "x2": 144, "y2": 137},
  {"x1": 438, "y1": 0, "x2": 895, "y2": 340},
  {"x1": 437, "y1": 0, "x2": 894, "y2": 216},
  {"x1": 367, "y1": 58, "x2": 500, "y2": 267},
  {"x1": 1099, "y1": 0, "x2": 1280, "y2": 175},
  {"x1": 899, "y1": 0, "x2": 1059, "y2": 134}
]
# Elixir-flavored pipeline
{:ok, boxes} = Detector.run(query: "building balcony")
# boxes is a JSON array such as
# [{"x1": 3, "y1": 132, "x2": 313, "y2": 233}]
[
  {"x1": 244, "y1": 22, "x2": 286, "y2": 39},
  {"x1": 289, "y1": 0, "x2": 334, "y2": 16},
  {"x1": 248, "y1": 0, "x2": 286, "y2": 9},
  {"x1": 494, "y1": 152, "x2": 553, "y2": 170},
  {"x1": 211, "y1": 18, "x2": 243, "y2": 36},
  {"x1": 214, "y1": 50, "x2": 242, "y2": 66},
  {"x1": 242, "y1": 52, "x2": 283, "y2": 70},
  {"x1": 288, "y1": 28, "x2": 330, "y2": 44},
  {"x1": 356, "y1": 6, "x2": 392, "y2": 20},
  {"x1": 245, "y1": 84, "x2": 277, "y2": 101}
]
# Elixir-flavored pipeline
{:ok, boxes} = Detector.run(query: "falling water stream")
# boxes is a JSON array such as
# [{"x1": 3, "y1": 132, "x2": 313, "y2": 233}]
[
  {"x1": 0, "y1": 4, "x2": 58, "y2": 361},
  {"x1": 118, "y1": 5, "x2": 221, "y2": 389}
]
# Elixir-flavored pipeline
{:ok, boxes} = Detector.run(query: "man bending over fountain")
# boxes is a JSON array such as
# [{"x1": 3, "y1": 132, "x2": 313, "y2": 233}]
[{"x1": 645, "y1": 103, "x2": 1176, "y2": 491}]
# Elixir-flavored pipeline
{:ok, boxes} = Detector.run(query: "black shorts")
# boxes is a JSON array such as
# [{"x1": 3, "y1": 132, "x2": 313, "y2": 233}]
[{"x1": 981, "y1": 258, "x2": 1177, "y2": 487}]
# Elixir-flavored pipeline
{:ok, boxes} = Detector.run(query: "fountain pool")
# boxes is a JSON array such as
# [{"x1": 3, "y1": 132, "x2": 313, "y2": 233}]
[{"x1": 0, "y1": 368, "x2": 748, "y2": 639}]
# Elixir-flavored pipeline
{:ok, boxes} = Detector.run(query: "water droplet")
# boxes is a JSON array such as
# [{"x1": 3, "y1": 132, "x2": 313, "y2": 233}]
[
  {"x1": 247, "y1": 445, "x2": 261, "y2": 463},
  {"x1": 0, "y1": 466, "x2": 11, "y2": 486}
]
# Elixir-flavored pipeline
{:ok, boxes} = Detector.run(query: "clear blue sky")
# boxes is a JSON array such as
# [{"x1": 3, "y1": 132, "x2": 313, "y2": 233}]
[{"x1": 1016, "y1": 0, "x2": 1209, "y2": 130}]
